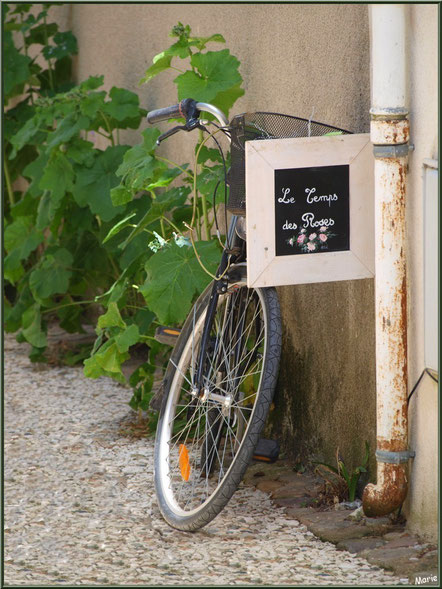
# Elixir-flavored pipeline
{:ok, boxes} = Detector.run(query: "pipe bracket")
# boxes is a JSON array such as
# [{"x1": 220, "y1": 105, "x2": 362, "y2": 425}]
[
  {"x1": 375, "y1": 449, "x2": 416, "y2": 464},
  {"x1": 373, "y1": 143, "x2": 410, "y2": 158}
]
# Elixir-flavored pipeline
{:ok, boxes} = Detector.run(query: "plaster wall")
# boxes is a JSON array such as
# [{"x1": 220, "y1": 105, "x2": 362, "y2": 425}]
[{"x1": 403, "y1": 3, "x2": 439, "y2": 542}]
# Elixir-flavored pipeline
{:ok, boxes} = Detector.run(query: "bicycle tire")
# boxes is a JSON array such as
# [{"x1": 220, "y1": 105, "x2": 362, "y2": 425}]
[{"x1": 154, "y1": 281, "x2": 281, "y2": 531}]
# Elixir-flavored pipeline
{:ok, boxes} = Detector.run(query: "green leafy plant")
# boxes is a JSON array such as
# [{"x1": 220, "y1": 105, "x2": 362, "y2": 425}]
[
  {"x1": 4, "y1": 13, "x2": 244, "y2": 421},
  {"x1": 4, "y1": 2, "x2": 78, "y2": 213},
  {"x1": 313, "y1": 442, "x2": 370, "y2": 502},
  {"x1": 4, "y1": 4, "x2": 147, "y2": 362},
  {"x1": 82, "y1": 23, "x2": 244, "y2": 415}
]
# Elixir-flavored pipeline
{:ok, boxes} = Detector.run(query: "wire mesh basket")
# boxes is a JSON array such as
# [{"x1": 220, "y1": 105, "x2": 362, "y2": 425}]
[{"x1": 227, "y1": 112, "x2": 351, "y2": 215}]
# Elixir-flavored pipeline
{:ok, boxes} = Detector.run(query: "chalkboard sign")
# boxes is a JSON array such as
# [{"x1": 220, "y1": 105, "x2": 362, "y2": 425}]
[
  {"x1": 245, "y1": 133, "x2": 374, "y2": 288},
  {"x1": 274, "y1": 164, "x2": 350, "y2": 256}
]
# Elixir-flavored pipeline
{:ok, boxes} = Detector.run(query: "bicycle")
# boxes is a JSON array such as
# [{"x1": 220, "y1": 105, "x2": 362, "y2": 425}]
[{"x1": 147, "y1": 99, "x2": 348, "y2": 531}]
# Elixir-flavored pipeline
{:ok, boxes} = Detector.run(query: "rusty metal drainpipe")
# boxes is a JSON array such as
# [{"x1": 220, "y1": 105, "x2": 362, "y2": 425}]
[{"x1": 362, "y1": 4, "x2": 415, "y2": 517}]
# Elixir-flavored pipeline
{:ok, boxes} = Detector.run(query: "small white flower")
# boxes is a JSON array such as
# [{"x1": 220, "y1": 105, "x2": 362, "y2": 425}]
[{"x1": 173, "y1": 232, "x2": 191, "y2": 248}]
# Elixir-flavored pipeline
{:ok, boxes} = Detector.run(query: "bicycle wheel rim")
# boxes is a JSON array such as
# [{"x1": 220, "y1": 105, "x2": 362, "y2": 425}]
[{"x1": 156, "y1": 286, "x2": 269, "y2": 518}]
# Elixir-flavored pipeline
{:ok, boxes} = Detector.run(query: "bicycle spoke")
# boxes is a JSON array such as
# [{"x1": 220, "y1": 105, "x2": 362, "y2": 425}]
[{"x1": 156, "y1": 285, "x2": 273, "y2": 516}]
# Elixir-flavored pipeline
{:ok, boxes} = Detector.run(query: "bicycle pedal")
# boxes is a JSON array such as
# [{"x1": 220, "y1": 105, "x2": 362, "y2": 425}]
[
  {"x1": 253, "y1": 438, "x2": 280, "y2": 463},
  {"x1": 154, "y1": 326, "x2": 181, "y2": 346}
]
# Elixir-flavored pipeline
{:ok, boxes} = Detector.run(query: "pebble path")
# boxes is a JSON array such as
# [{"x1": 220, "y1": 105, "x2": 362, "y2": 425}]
[{"x1": 4, "y1": 334, "x2": 404, "y2": 586}]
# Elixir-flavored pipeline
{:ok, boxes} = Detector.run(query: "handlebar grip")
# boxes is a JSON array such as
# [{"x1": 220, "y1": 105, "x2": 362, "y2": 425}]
[{"x1": 146, "y1": 99, "x2": 198, "y2": 124}]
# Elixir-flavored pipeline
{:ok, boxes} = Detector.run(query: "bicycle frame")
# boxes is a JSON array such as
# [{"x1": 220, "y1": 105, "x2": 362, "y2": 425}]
[
  {"x1": 194, "y1": 215, "x2": 246, "y2": 386},
  {"x1": 188, "y1": 103, "x2": 248, "y2": 397}
]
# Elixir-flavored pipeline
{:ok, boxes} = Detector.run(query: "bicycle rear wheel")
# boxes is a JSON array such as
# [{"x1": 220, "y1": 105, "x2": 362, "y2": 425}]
[{"x1": 154, "y1": 282, "x2": 281, "y2": 531}]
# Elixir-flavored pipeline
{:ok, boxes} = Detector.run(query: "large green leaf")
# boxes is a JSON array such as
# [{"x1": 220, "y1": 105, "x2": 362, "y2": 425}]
[
  {"x1": 103, "y1": 212, "x2": 137, "y2": 243},
  {"x1": 22, "y1": 150, "x2": 49, "y2": 197},
  {"x1": 103, "y1": 87, "x2": 140, "y2": 122},
  {"x1": 9, "y1": 190, "x2": 39, "y2": 219},
  {"x1": 115, "y1": 128, "x2": 160, "y2": 178},
  {"x1": 131, "y1": 308, "x2": 155, "y2": 335},
  {"x1": 65, "y1": 138, "x2": 95, "y2": 166},
  {"x1": 118, "y1": 232, "x2": 151, "y2": 269},
  {"x1": 79, "y1": 91, "x2": 106, "y2": 119},
  {"x1": 46, "y1": 113, "x2": 89, "y2": 149},
  {"x1": 4, "y1": 250, "x2": 24, "y2": 284},
  {"x1": 115, "y1": 324, "x2": 140, "y2": 353},
  {"x1": 79, "y1": 75, "x2": 104, "y2": 91},
  {"x1": 140, "y1": 54, "x2": 173, "y2": 85},
  {"x1": 4, "y1": 99, "x2": 35, "y2": 141},
  {"x1": 212, "y1": 82, "x2": 245, "y2": 118},
  {"x1": 140, "y1": 24, "x2": 226, "y2": 84},
  {"x1": 72, "y1": 145, "x2": 128, "y2": 221},
  {"x1": 175, "y1": 50, "x2": 242, "y2": 103},
  {"x1": 188, "y1": 33, "x2": 226, "y2": 51},
  {"x1": 110, "y1": 186, "x2": 134, "y2": 207},
  {"x1": 42, "y1": 31, "x2": 78, "y2": 60},
  {"x1": 29, "y1": 248, "x2": 73, "y2": 300},
  {"x1": 4, "y1": 285, "x2": 34, "y2": 333},
  {"x1": 39, "y1": 150, "x2": 74, "y2": 204},
  {"x1": 196, "y1": 164, "x2": 226, "y2": 198},
  {"x1": 141, "y1": 240, "x2": 220, "y2": 324},
  {"x1": 112, "y1": 130, "x2": 163, "y2": 198},
  {"x1": 9, "y1": 114, "x2": 43, "y2": 158},
  {"x1": 25, "y1": 22, "x2": 58, "y2": 46},
  {"x1": 139, "y1": 37, "x2": 192, "y2": 85},
  {"x1": 4, "y1": 216, "x2": 37, "y2": 252},
  {"x1": 84, "y1": 339, "x2": 128, "y2": 382},
  {"x1": 3, "y1": 30, "x2": 32, "y2": 99},
  {"x1": 97, "y1": 301, "x2": 126, "y2": 329},
  {"x1": 94, "y1": 341, "x2": 128, "y2": 373},
  {"x1": 21, "y1": 304, "x2": 47, "y2": 348},
  {"x1": 4, "y1": 217, "x2": 44, "y2": 270}
]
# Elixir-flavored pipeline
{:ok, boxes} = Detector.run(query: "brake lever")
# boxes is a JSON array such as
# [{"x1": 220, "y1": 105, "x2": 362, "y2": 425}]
[
  {"x1": 156, "y1": 125, "x2": 187, "y2": 146},
  {"x1": 156, "y1": 118, "x2": 204, "y2": 146}
]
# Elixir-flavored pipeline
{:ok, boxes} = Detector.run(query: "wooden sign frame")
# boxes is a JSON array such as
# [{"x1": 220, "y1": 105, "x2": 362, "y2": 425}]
[{"x1": 245, "y1": 133, "x2": 374, "y2": 288}]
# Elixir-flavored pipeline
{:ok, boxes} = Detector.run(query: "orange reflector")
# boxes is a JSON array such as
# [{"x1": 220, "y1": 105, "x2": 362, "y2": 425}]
[
  {"x1": 253, "y1": 455, "x2": 272, "y2": 462},
  {"x1": 179, "y1": 444, "x2": 190, "y2": 481}
]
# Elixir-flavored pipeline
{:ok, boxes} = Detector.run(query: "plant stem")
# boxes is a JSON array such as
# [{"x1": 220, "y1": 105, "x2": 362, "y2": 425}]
[
  {"x1": 188, "y1": 48, "x2": 197, "y2": 73},
  {"x1": 95, "y1": 129, "x2": 114, "y2": 141},
  {"x1": 20, "y1": 13, "x2": 28, "y2": 57},
  {"x1": 201, "y1": 191, "x2": 210, "y2": 240},
  {"x1": 195, "y1": 207, "x2": 202, "y2": 240},
  {"x1": 160, "y1": 218, "x2": 166, "y2": 239},
  {"x1": 43, "y1": 14, "x2": 55, "y2": 91},
  {"x1": 107, "y1": 252, "x2": 120, "y2": 279},
  {"x1": 139, "y1": 335, "x2": 159, "y2": 343},
  {"x1": 99, "y1": 112, "x2": 115, "y2": 146},
  {"x1": 156, "y1": 156, "x2": 193, "y2": 180},
  {"x1": 4, "y1": 159, "x2": 15, "y2": 207},
  {"x1": 41, "y1": 299, "x2": 95, "y2": 314},
  {"x1": 161, "y1": 216, "x2": 181, "y2": 233}
]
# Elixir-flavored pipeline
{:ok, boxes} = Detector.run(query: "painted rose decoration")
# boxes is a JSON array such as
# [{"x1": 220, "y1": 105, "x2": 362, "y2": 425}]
[{"x1": 286, "y1": 225, "x2": 335, "y2": 253}]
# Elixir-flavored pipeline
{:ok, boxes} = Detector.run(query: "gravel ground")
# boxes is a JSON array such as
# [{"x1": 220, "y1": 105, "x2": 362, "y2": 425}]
[{"x1": 4, "y1": 334, "x2": 405, "y2": 586}]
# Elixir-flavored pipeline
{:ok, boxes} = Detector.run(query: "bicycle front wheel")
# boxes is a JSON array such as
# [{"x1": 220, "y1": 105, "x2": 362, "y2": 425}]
[{"x1": 154, "y1": 283, "x2": 281, "y2": 531}]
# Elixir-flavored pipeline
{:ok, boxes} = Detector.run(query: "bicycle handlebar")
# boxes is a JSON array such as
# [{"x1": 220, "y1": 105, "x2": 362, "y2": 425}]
[
  {"x1": 147, "y1": 99, "x2": 229, "y2": 129},
  {"x1": 146, "y1": 99, "x2": 197, "y2": 124}
]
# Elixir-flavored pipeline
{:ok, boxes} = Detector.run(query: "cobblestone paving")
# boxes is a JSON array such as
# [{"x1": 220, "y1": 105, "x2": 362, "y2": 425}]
[{"x1": 4, "y1": 334, "x2": 405, "y2": 586}]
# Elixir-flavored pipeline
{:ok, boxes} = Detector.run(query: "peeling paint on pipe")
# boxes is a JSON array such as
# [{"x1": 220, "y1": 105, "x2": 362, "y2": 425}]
[
  {"x1": 363, "y1": 462, "x2": 408, "y2": 517},
  {"x1": 370, "y1": 119, "x2": 410, "y2": 146},
  {"x1": 363, "y1": 4, "x2": 410, "y2": 518}
]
